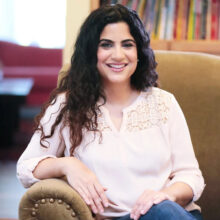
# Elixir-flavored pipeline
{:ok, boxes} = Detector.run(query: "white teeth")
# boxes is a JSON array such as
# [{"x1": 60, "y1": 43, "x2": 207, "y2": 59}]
[{"x1": 108, "y1": 64, "x2": 126, "y2": 68}]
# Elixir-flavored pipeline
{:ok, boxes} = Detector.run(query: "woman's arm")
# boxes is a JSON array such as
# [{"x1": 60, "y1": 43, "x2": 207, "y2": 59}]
[
  {"x1": 167, "y1": 95, "x2": 205, "y2": 201},
  {"x1": 17, "y1": 93, "x2": 109, "y2": 214},
  {"x1": 33, "y1": 156, "x2": 109, "y2": 214},
  {"x1": 160, "y1": 182, "x2": 193, "y2": 207},
  {"x1": 17, "y1": 94, "x2": 66, "y2": 187},
  {"x1": 130, "y1": 94, "x2": 205, "y2": 220}
]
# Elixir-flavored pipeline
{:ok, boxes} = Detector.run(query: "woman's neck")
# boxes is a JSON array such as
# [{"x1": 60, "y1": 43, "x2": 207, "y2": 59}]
[{"x1": 103, "y1": 83, "x2": 139, "y2": 108}]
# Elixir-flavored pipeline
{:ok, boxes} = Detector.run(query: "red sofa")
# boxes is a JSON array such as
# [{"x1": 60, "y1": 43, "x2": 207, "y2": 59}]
[{"x1": 0, "y1": 40, "x2": 62, "y2": 106}]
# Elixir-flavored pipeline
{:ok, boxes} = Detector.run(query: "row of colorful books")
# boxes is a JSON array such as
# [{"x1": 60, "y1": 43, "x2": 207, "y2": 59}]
[{"x1": 102, "y1": 0, "x2": 220, "y2": 40}]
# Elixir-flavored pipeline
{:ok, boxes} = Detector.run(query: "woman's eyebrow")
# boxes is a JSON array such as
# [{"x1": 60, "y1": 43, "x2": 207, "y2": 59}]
[
  {"x1": 122, "y1": 39, "x2": 136, "y2": 44},
  {"x1": 99, "y1": 39, "x2": 113, "y2": 43},
  {"x1": 99, "y1": 39, "x2": 136, "y2": 43}
]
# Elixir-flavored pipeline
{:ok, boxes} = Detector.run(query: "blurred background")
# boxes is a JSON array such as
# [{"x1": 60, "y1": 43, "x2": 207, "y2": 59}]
[{"x1": 0, "y1": 0, "x2": 91, "y2": 219}]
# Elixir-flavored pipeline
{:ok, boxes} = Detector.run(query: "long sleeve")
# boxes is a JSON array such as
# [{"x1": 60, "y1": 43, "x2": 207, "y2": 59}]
[
  {"x1": 167, "y1": 95, "x2": 205, "y2": 201},
  {"x1": 17, "y1": 93, "x2": 66, "y2": 188}
]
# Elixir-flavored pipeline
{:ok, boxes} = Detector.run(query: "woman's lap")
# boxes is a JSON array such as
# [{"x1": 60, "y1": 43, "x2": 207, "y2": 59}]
[{"x1": 114, "y1": 200, "x2": 203, "y2": 220}]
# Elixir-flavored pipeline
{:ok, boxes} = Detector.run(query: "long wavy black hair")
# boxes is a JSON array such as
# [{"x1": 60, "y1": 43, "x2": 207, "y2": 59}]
[{"x1": 35, "y1": 4, "x2": 158, "y2": 155}]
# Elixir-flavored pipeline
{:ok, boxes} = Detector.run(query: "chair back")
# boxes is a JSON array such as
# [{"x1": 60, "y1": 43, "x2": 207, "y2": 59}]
[{"x1": 155, "y1": 50, "x2": 220, "y2": 220}]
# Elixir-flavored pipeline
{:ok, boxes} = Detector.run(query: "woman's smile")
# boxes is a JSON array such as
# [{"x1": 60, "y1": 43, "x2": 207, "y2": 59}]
[{"x1": 106, "y1": 63, "x2": 128, "y2": 72}]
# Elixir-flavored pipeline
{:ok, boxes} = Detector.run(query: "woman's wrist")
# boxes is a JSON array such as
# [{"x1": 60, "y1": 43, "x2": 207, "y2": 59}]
[
  {"x1": 160, "y1": 188, "x2": 176, "y2": 202},
  {"x1": 160, "y1": 182, "x2": 193, "y2": 206},
  {"x1": 58, "y1": 156, "x2": 77, "y2": 176}
]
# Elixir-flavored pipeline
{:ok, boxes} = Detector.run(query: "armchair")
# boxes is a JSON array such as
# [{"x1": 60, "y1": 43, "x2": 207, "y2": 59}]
[
  {"x1": 19, "y1": 178, "x2": 94, "y2": 220},
  {"x1": 18, "y1": 51, "x2": 220, "y2": 220}
]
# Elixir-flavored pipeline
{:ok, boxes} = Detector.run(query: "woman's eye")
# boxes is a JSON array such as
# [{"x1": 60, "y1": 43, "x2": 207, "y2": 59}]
[
  {"x1": 123, "y1": 43, "x2": 134, "y2": 48},
  {"x1": 100, "y1": 43, "x2": 112, "y2": 48}
]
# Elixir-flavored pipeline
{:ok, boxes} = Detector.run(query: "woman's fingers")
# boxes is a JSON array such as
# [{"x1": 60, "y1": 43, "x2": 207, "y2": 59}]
[
  {"x1": 131, "y1": 192, "x2": 153, "y2": 220},
  {"x1": 130, "y1": 190, "x2": 172, "y2": 220},
  {"x1": 67, "y1": 177, "x2": 107, "y2": 214},
  {"x1": 95, "y1": 183, "x2": 109, "y2": 208},
  {"x1": 132, "y1": 201, "x2": 153, "y2": 220},
  {"x1": 75, "y1": 185, "x2": 92, "y2": 205},
  {"x1": 87, "y1": 175, "x2": 109, "y2": 210},
  {"x1": 72, "y1": 183, "x2": 98, "y2": 213},
  {"x1": 87, "y1": 183, "x2": 105, "y2": 213},
  {"x1": 72, "y1": 183, "x2": 104, "y2": 214},
  {"x1": 139, "y1": 194, "x2": 167, "y2": 215}
]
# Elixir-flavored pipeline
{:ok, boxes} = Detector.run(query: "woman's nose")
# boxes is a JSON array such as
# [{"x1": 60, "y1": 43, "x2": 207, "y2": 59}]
[{"x1": 111, "y1": 46, "x2": 125, "y2": 60}]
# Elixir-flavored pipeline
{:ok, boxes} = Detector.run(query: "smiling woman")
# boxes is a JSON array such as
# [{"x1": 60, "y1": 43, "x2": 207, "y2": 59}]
[{"x1": 17, "y1": 4, "x2": 204, "y2": 220}]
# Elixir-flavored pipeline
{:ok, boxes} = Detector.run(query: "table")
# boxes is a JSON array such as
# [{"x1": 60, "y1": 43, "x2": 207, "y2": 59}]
[{"x1": 0, "y1": 78, "x2": 33, "y2": 147}]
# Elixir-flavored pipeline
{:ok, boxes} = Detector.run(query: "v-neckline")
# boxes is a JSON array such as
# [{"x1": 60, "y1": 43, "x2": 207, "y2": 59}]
[{"x1": 100, "y1": 91, "x2": 143, "y2": 133}]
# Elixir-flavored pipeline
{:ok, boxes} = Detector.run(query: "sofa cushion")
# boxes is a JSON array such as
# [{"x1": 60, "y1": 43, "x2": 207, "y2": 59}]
[
  {"x1": 0, "y1": 41, "x2": 62, "y2": 66},
  {"x1": 3, "y1": 66, "x2": 60, "y2": 90},
  {"x1": 27, "y1": 92, "x2": 52, "y2": 106}
]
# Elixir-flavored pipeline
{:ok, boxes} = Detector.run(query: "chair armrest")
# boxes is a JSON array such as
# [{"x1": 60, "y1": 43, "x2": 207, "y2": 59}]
[{"x1": 19, "y1": 178, "x2": 95, "y2": 220}]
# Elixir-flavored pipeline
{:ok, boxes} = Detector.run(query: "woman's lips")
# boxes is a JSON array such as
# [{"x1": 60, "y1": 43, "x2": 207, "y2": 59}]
[{"x1": 106, "y1": 63, "x2": 128, "y2": 72}]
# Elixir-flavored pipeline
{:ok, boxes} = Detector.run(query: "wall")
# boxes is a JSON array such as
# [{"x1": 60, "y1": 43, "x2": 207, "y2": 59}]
[{"x1": 63, "y1": 0, "x2": 90, "y2": 64}]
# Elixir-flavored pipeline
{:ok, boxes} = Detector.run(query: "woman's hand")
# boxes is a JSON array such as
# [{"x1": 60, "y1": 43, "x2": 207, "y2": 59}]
[
  {"x1": 130, "y1": 189, "x2": 175, "y2": 220},
  {"x1": 62, "y1": 157, "x2": 109, "y2": 214}
]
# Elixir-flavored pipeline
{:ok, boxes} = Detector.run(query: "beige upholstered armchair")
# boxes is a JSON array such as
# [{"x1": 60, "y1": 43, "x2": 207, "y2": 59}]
[{"x1": 19, "y1": 51, "x2": 220, "y2": 220}]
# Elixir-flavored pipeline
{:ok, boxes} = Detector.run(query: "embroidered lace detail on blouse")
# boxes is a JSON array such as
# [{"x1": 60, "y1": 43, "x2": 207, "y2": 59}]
[
  {"x1": 98, "y1": 112, "x2": 113, "y2": 132},
  {"x1": 125, "y1": 89, "x2": 172, "y2": 132},
  {"x1": 97, "y1": 88, "x2": 172, "y2": 132}
]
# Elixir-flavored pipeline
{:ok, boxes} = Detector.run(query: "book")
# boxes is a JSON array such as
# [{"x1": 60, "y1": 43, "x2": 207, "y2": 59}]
[
  {"x1": 163, "y1": 0, "x2": 170, "y2": 39},
  {"x1": 206, "y1": 0, "x2": 212, "y2": 39},
  {"x1": 137, "y1": 0, "x2": 147, "y2": 20},
  {"x1": 165, "y1": 0, "x2": 176, "y2": 40},
  {"x1": 159, "y1": 0, "x2": 167, "y2": 39},
  {"x1": 121, "y1": 0, "x2": 129, "y2": 5},
  {"x1": 219, "y1": 1, "x2": 220, "y2": 39},
  {"x1": 194, "y1": 0, "x2": 202, "y2": 40},
  {"x1": 110, "y1": 0, "x2": 118, "y2": 4},
  {"x1": 142, "y1": 0, "x2": 151, "y2": 27},
  {"x1": 187, "y1": 0, "x2": 195, "y2": 40},
  {"x1": 173, "y1": 0, "x2": 179, "y2": 39},
  {"x1": 217, "y1": 0, "x2": 220, "y2": 39},
  {"x1": 152, "y1": 0, "x2": 162, "y2": 40},
  {"x1": 211, "y1": 0, "x2": 219, "y2": 40},
  {"x1": 200, "y1": 0, "x2": 208, "y2": 39},
  {"x1": 126, "y1": 0, "x2": 133, "y2": 8},
  {"x1": 181, "y1": 0, "x2": 190, "y2": 39},
  {"x1": 131, "y1": 0, "x2": 140, "y2": 10},
  {"x1": 146, "y1": 0, "x2": 157, "y2": 37},
  {"x1": 176, "y1": 0, "x2": 184, "y2": 40}
]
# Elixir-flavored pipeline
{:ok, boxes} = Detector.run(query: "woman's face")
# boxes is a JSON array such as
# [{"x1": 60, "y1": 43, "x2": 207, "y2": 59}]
[{"x1": 97, "y1": 22, "x2": 138, "y2": 87}]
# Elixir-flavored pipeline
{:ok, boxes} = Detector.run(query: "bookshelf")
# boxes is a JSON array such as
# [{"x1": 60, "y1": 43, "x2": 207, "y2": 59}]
[{"x1": 91, "y1": 0, "x2": 220, "y2": 56}]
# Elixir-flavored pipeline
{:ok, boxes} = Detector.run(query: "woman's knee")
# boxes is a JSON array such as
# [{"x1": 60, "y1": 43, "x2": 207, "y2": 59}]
[
  {"x1": 152, "y1": 200, "x2": 182, "y2": 213},
  {"x1": 140, "y1": 200, "x2": 196, "y2": 220}
]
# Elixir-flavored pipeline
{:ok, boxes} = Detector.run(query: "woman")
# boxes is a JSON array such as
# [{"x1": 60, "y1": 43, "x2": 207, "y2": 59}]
[{"x1": 17, "y1": 4, "x2": 205, "y2": 220}]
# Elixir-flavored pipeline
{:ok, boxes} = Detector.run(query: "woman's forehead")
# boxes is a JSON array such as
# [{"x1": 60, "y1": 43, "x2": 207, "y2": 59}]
[{"x1": 100, "y1": 22, "x2": 134, "y2": 40}]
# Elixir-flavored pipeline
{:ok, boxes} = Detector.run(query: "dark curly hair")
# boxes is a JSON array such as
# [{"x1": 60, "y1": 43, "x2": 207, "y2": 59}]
[{"x1": 35, "y1": 4, "x2": 158, "y2": 155}]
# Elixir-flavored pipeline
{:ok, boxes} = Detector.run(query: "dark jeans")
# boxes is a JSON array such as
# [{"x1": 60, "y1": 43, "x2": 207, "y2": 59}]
[{"x1": 115, "y1": 200, "x2": 203, "y2": 220}]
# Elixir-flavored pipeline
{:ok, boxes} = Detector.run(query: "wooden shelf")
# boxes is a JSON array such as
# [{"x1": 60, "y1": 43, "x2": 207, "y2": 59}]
[
  {"x1": 151, "y1": 40, "x2": 220, "y2": 55},
  {"x1": 150, "y1": 40, "x2": 170, "y2": 51}
]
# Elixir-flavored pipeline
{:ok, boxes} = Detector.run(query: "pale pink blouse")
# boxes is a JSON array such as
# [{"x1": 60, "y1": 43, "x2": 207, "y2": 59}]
[{"x1": 17, "y1": 87, "x2": 205, "y2": 219}]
